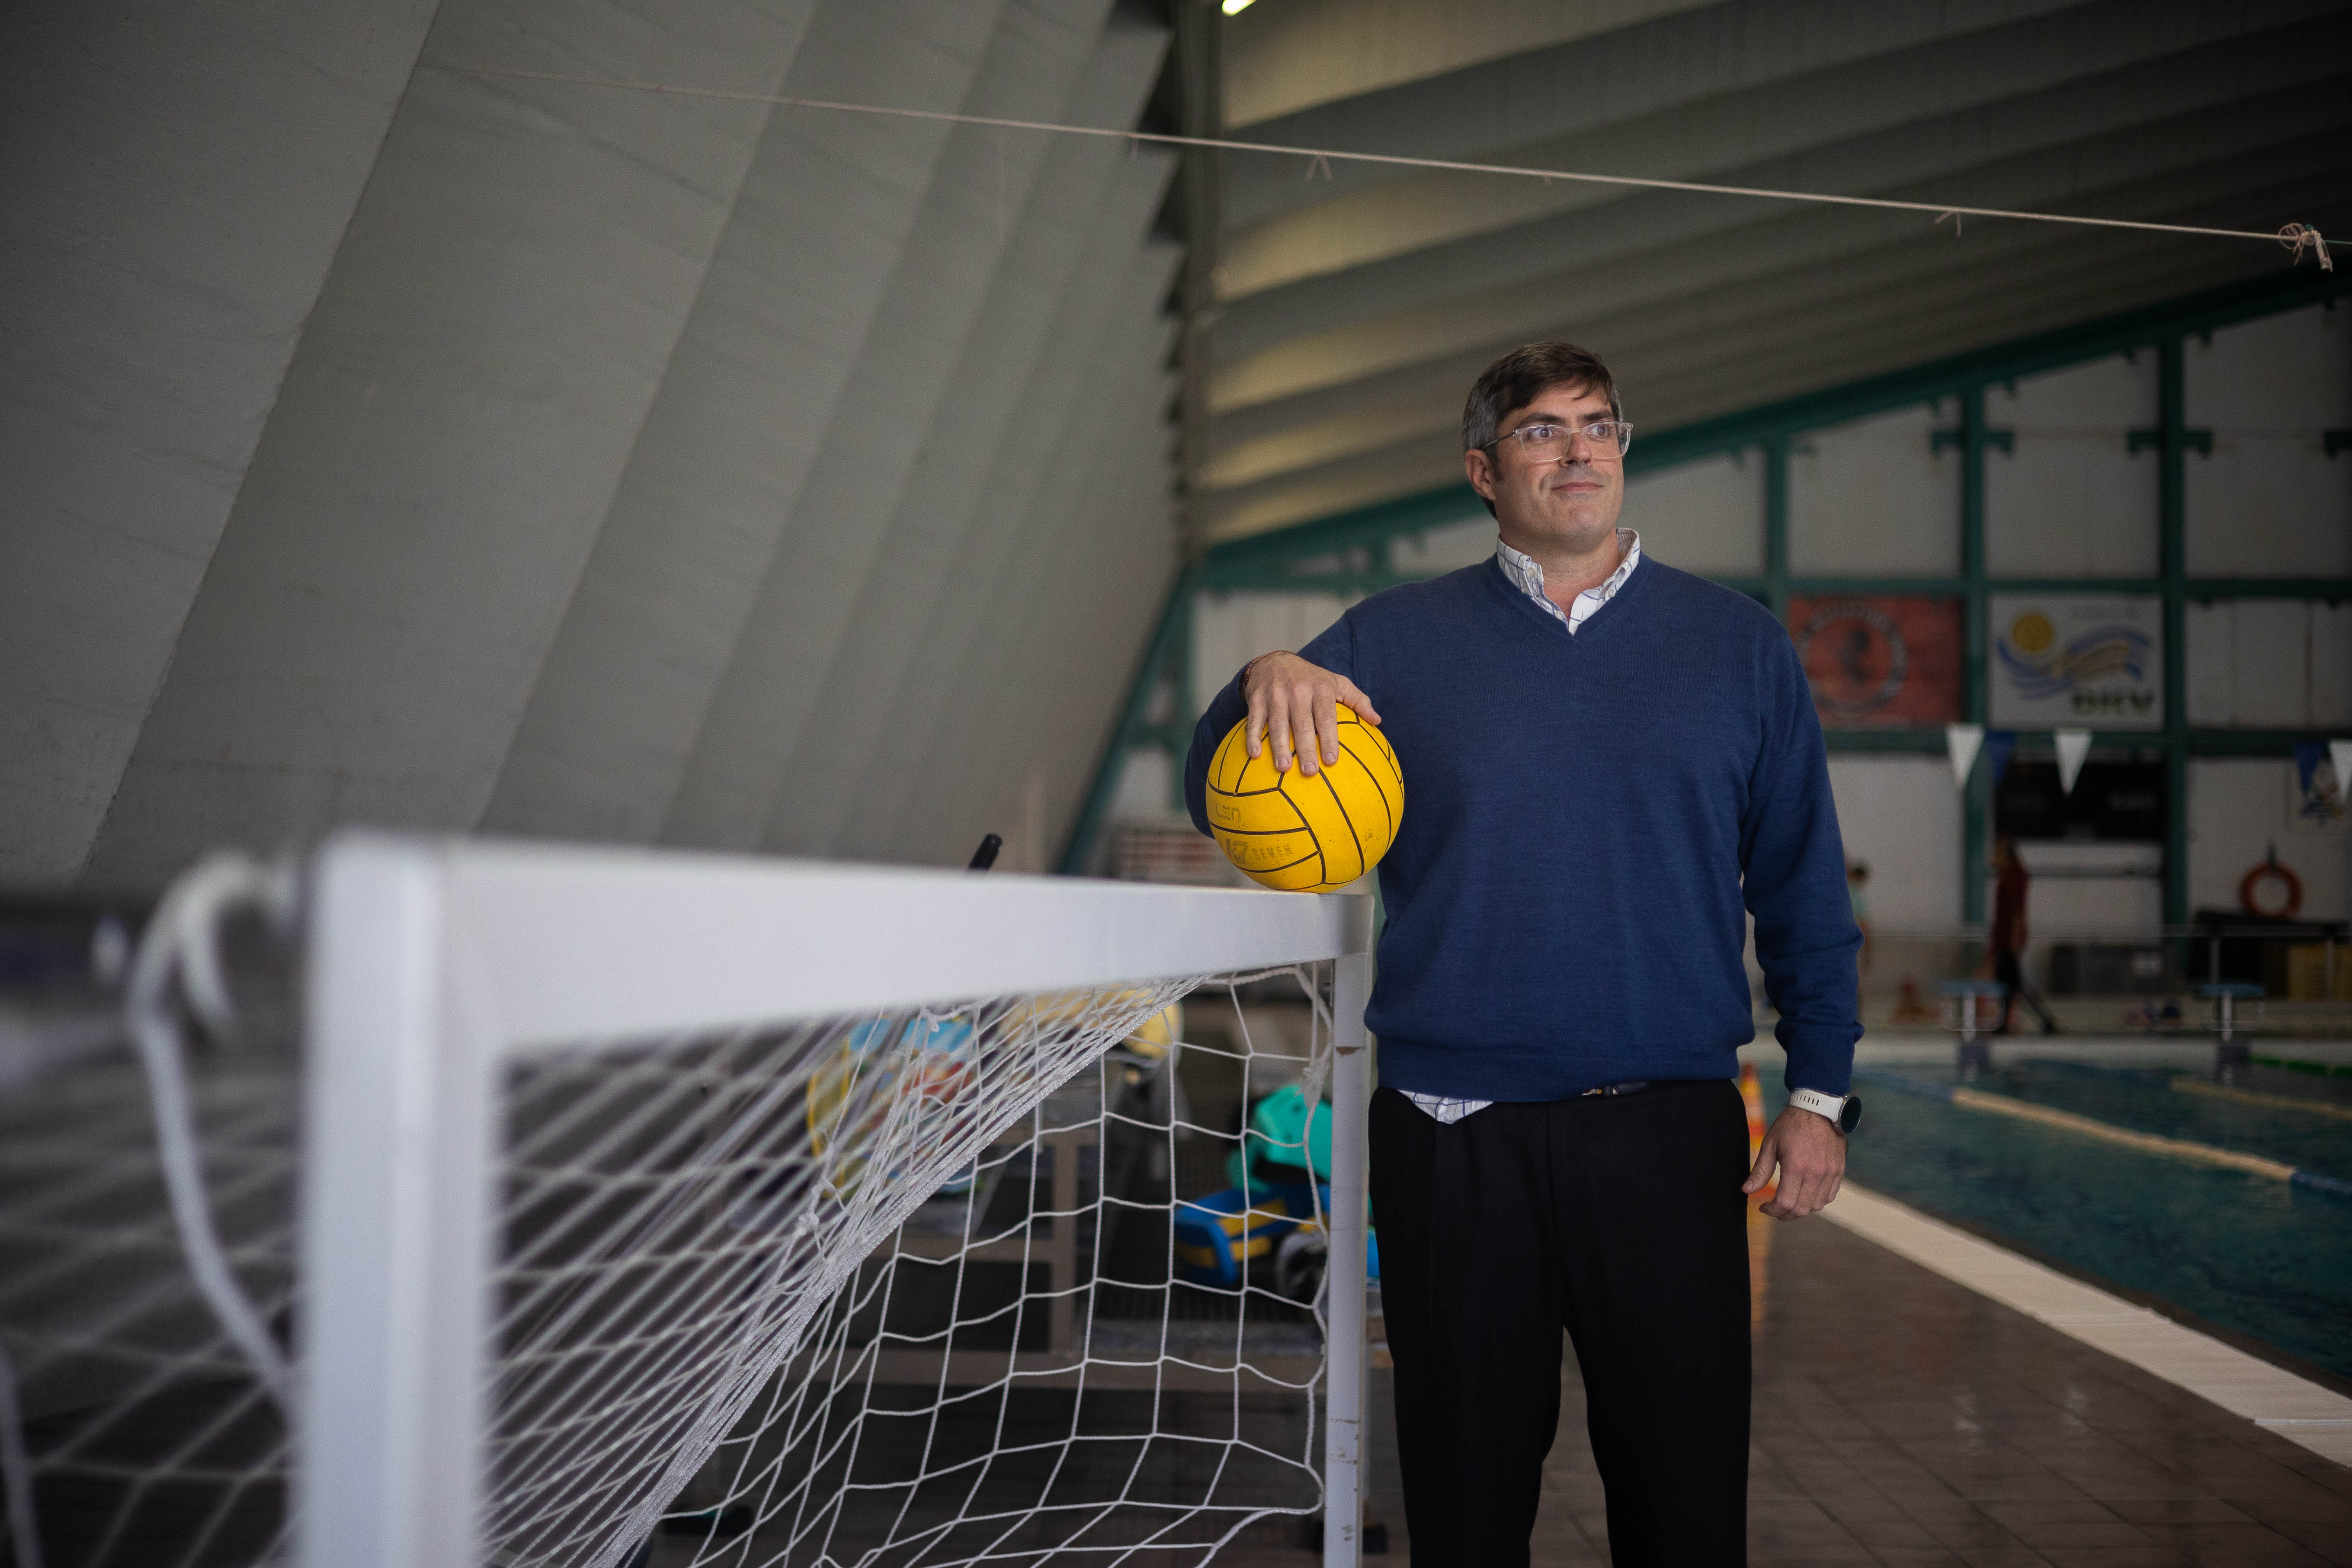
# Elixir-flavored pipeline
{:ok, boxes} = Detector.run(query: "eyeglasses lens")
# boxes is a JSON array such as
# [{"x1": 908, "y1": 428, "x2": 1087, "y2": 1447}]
[{"x1": 1514, "y1": 423, "x2": 1630, "y2": 458}]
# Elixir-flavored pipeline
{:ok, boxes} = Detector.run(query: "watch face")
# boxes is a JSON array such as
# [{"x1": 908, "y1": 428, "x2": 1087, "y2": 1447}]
[{"x1": 1839, "y1": 1094, "x2": 1862, "y2": 1135}]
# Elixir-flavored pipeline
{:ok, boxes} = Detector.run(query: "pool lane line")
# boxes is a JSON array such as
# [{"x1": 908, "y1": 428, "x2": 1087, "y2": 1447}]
[
  {"x1": 1822, "y1": 1184, "x2": 2352, "y2": 1468},
  {"x1": 1849, "y1": 1070, "x2": 2352, "y2": 1200},
  {"x1": 2172, "y1": 1075, "x2": 2352, "y2": 1123}
]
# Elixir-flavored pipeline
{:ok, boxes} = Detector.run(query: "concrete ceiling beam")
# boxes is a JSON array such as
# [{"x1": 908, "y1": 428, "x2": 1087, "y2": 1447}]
[
  {"x1": 1202, "y1": 116, "x2": 2352, "y2": 491},
  {"x1": 1201, "y1": 178, "x2": 2348, "y2": 541},
  {"x1": 1207, "y1": 90, "x2": 2352, "y2": 418},
  {"x1": 1220, "y1": 0, "x2": 2094, "y2": 230},
  {"x1": 1217, "y1": 2, "x2": 2349, "y2": 314},
  {"x1": 1221, "y1": 0, "x2": 1716, "y2": 129}
]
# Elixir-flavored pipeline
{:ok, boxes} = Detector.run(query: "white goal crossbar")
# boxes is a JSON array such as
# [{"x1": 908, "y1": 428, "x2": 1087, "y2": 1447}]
[{"x1": 296, "y1": 832, "x2": 1376, "y2": 1568}]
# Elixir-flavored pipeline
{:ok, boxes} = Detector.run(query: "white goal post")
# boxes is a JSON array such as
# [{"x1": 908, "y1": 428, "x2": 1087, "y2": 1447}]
[{"x1": 296, "y1": 831, "x2": 1376, "y2": 1568}]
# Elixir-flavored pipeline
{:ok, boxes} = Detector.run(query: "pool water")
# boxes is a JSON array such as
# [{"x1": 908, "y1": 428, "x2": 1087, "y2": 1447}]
[{"x1": 1773, "y1": 1060, "x2": 2352, "y2": 1382}]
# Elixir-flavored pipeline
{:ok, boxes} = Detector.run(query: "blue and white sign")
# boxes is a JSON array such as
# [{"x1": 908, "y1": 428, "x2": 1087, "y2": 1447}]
[{"x1": 1989, "y1": 595, "x2": 2163, "y2": 730}]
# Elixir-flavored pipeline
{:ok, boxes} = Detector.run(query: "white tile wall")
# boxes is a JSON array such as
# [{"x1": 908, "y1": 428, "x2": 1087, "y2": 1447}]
[
  {"x1": 1391, "y1": 515, "x2": 1497, "y2": 575},
  {"x1": 1789, "y1": 403, "x2": 1960, "y2": 576},
  {"x1": 1192, "y1": 590, "x2": 1357, "y2": 707},
  {"x1": 2188, "y1": 759, "x2": 2345, "y2": 920},
  {"x1": 1827, "y1": 757, "x2": 1962, "y2": 927},
  {"x1": 1624, "y1": 448, "x2": 1765, "y2": 576},
  {"x1": 1984, "y1": 354, "x2": 2159, "y2": 578},
  {"x1": 2182, "y1": 599, "x2": 2352, "y2": 727},
  {"x1": 2184, "y1": 304, "x2": 2352, "y2": 577}
]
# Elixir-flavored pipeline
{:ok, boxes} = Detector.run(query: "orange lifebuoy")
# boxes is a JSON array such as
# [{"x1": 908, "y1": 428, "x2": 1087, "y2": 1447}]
[{"x1": 2240, "y1": 861, "x2": 2303, "y2": 920}]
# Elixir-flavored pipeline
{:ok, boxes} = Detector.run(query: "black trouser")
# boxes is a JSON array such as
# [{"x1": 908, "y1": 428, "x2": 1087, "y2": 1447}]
[
  {"x1": 1994, "y1": 949, "x2": 2057, "y2": 1032},
  {"x1": 1369, "y1": 1080, "x2": 1751, "y2": 1568}
]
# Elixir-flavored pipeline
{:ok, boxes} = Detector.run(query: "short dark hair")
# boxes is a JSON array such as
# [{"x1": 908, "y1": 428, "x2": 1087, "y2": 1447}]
[{"x1": 1462, "y1": 343, "x2": 1623, "y2": 515}]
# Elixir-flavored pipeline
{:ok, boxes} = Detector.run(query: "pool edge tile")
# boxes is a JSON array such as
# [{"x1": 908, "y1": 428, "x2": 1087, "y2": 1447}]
[{"x1": 1824, "y1": 1183, "x2": 2352, "y2": 1470}]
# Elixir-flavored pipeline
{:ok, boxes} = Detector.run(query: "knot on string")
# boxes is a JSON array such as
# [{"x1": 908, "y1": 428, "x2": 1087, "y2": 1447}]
[
  {"x1": 1936, "y1": 210, "x2": 1963, "y2": 237},
  {"x1": 2281, "y1": 223, "x2": 2335, "y2": 272},
  {"x1": 1303, "y1": 152, "x2": 1333, "y2": 182}
]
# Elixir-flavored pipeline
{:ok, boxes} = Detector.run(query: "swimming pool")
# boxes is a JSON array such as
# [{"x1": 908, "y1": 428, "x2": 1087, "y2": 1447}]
[{"x1": 1760, "y1": 1042, "x2": 2352, "y2": 1383}]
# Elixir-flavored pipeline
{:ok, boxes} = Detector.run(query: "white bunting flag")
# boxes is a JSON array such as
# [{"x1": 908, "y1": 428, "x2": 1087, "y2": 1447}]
[
  {"x1": 2055, "y1": 728, "x2": 2093, "y2": 795},
  {"x1": 1946, "y1": 723, "x2": 1985, "y2": 790},
  {"x1": 2333, "y1": 739, "x2": 2352, "y2": 809}
]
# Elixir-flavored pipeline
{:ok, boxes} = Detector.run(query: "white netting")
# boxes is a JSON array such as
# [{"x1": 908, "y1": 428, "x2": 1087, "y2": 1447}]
[
  {"x1": 0, "y1": 876, "x2": 1343, "y2": 1568},
  {"x1": 0, "y1": 899, "x2": 298, "y2": 1568},
  {"x1": 489, "y1": 964, "x2": 1336, "y2": 1567}
]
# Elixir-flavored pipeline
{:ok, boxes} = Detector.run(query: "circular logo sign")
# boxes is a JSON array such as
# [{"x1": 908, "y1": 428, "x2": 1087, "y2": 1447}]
[
  {"x1": 2009, "y1": 612, "x2": 2055, "y2": 654},
  {"x1": 1796, "y1": 602, "x2": 1910, "y2": 719}
]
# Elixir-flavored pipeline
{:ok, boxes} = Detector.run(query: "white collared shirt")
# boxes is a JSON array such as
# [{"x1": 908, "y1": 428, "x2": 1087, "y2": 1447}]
[
  {"x1": 1494, "y1": 529, "x2": 1642, "y2": 632},
  {"x1": 1401, "y1": 529, "x2": 1641, "y2": 1126}
]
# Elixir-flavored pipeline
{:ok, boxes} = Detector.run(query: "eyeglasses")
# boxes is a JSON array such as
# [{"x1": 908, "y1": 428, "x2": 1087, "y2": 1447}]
[{"x1": 1489, "y1": 419, "x2": 1633, "y2": 459}]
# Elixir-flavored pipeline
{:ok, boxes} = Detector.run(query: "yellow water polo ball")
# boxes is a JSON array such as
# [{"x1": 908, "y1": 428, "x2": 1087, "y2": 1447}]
[{"x1": 1205, "y1": 705, "x2": 1403, "y2": 893}]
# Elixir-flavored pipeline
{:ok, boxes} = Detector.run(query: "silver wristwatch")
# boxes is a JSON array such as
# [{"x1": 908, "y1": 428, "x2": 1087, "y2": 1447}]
[{"x1": 1788, "y1": 1087, "x2": 1862, "y2": 1134}]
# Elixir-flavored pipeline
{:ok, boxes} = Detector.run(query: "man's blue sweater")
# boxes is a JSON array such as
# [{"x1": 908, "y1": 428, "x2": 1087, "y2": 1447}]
[{"x1": 1184, "y1": 555, "x2": 1860, "y2": 1100}]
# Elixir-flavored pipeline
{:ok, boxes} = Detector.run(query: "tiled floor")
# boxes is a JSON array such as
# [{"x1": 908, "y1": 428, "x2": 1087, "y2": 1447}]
[{"x1": 1308, "y1": 1202, "x2": 2352, "y2": 1566}]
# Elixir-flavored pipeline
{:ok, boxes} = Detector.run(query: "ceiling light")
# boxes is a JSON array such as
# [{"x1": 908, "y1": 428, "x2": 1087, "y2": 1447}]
[{"x1": 1222, "y1": 0, "x2": 1256, "y2": 14}]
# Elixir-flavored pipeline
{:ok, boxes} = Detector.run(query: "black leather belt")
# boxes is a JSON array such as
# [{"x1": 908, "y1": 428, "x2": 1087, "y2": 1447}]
[{"x1": 1579, "y1": 1080, "x2": 1654, "y2": 1097}]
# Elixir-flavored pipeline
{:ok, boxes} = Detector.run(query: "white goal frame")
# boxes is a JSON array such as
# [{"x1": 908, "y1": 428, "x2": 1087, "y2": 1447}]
[{"x1": 295, "y1": 831, "x2": 1376, "y2": 1568}]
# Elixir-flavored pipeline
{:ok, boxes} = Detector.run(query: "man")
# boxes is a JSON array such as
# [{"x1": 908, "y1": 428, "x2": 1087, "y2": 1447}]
[
  {"x1": 1184, "y1": 343, "x2": 1861, "y2": 1566},
  {"x1": 1991, "y1": 833, "x2": 2059, "y2": 1034},
  {"x1": 1849, "y1": 859, "x2": 1875, "y2": 1011}
]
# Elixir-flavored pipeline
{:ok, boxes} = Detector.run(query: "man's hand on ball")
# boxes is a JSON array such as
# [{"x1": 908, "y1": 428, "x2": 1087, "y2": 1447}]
[
  {"x1": 1241, "y1": 652, "x2": 1381, "y2": 777},
  {"x1": 1743, "y1": 1104, "x2": 1845, "y2": 1220}
]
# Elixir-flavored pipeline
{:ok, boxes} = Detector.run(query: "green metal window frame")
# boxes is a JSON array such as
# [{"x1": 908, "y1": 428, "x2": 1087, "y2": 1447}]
[{"x1": 1064, "y1": 268, "x2": 2352, "y2": 919}]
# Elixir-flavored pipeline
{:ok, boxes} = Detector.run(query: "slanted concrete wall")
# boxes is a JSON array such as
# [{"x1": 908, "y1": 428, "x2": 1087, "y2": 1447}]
[
  {"x1": 764, "y1": 17, "x2": 1176, "y2": 858},
  {"x1": 833, "y1": 192, "x2": 1182, "y2": 865},
  {"x1": 892, "y1": 242, "x2": 1186, "y2": 871},
  {"x1": 6, "y1": 0, "x2": 1186, "y2": 891},
  {"x1": 81, "y1": 0, "x2": 823, "y2": 889},
  {"x1": 0, "y1": 0, "x2": 441, "y2": 887},
  {"x1": 481, "y1": 0, "x2": 1028, "y2": 845},
  {"x1": 660, "y1": 0, "x2": 1127, "y2": 853}
]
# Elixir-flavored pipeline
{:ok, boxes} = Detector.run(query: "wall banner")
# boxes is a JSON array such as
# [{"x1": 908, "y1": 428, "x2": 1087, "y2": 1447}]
[
  {"x1": 1989, "y1": 594, "x2": 2163, "y2": 730},
  {"x1": 1786, "y1": 596, "x2": 1962, "y2": 727}
]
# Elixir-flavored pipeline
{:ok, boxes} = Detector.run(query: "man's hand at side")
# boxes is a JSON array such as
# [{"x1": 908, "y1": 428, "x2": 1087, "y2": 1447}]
[
  {"x1": 1742, "y1": 1105, "x2": 1845, "y2": 1219},
  {"x1": 1241, "y1": 651, "x2": 1382, "y2": 777}
]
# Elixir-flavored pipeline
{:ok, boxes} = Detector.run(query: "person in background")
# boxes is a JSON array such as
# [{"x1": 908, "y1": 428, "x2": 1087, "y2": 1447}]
[
  {"x1": 1848, "y1": 861, "x2": 1874, "y2": 1013},
  {"x1": 1991, "y1": 833, "x2": 2060, "y2": 1034}
]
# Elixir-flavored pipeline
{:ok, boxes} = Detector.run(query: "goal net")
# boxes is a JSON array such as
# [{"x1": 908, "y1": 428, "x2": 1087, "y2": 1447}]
[{"x1": 0, "y1": 835, "x2": 1374, "y2": 1568}]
